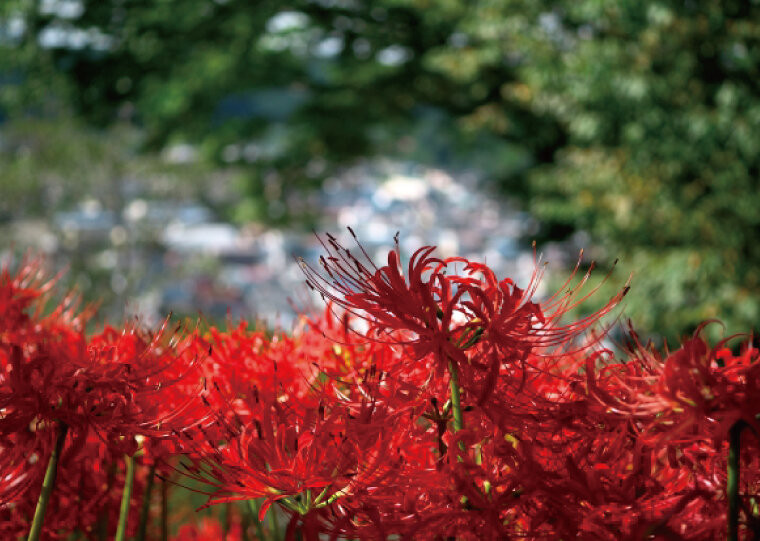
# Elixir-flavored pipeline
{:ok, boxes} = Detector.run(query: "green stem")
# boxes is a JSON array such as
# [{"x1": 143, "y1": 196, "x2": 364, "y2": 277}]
[
  {"x1": 312, "y1": 485, "x2": 331, "y2": 507},
  {"x1": 269, "y1": 501, "x2": 281, "y2": 540},
  {"x1": 448, "y1": 360, "x2": 464, "y2": 433},
  {"x1": 728, "y1": 421, "x2": 744, "y2": 541},
  {"x1": 222, "y1": 501, "x2": 232, "y2": 539},
  {"x1": 115, "y1": 453, "x2": 136, "y2": 541},
  {"x1": 240, "y1": 505, "x2": 251, "y2": 541},
  {"x1": 449, "y1": 361, "x2": 464, "y2": 432},
  {"x1": 447, "y1": 360, "x2": 465, "y2": 459},
  {"x1": 136, "y1": 463, "x2": 157, "y2": 541},
  {"x1": 28, "y1": 422, "x2": 68, "y2": 541},
  {"x1": 246, "y1": 500, "x2": 266, "y2": 541}
]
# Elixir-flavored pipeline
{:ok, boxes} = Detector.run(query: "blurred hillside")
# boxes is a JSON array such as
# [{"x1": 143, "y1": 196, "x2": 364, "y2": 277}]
[{"x1": 1, "y1": 0, "x2": 759, "y2": 344}]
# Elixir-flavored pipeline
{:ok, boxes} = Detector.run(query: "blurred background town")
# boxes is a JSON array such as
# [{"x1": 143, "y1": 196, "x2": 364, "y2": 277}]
[{"x1": 1, "y1": 0, "x2": 758, "y2": 346}]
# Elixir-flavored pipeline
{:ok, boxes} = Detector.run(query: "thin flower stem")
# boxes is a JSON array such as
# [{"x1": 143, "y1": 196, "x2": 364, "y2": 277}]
[
  {"x1": 269, "y1": 501, "x2": 281, "y2": 540},
  {"x1": 136, "y1": 463, "x2": 157, "y2": 541},
  {"x1": 312, "y1": 485, "x2": 331, "y2": 506},
  {"x1": 447, "y1": 359, "x2": 465, "y2": 459},
  {"x1": 223, "y1": 501, "x2": 232, "y2": 539},
  {"x1": 115, "y1": 453, "x2": 136, "y2": 541},
  {"x1": 728, "y1": 421, "x2": 744, "y2": 541},
  {"x1": 28, "y1": 422, "x2": 68, "y2": 541},
  {"x1": 241, "y1": 507, "x2": 251, "y2": 541},
  {"x1": 246, "y1": 499, "x2": 266, "y2": 541},
  {"x1": 448, "y1": 360, "x2": 464, "y2": 433}
]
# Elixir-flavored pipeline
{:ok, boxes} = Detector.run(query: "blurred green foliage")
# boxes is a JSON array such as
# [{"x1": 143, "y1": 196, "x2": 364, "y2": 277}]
[
  {"x1": 515, "y1": 1, "x2": 760, "y2": 344},
  {"x1": 1, "y1": 0, "x2": 759, "y2": 342}
]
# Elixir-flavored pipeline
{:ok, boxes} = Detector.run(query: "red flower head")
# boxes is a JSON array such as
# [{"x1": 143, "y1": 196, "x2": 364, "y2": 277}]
[
  {"x1": 635, "y1": 328, "x2": 760, "y2": 450},
  {"x1": 1, "y1": 428, "x2": 148, "y2": 540},
  {"x1": 184, "y1": 384, "x2": 406, "y2": 528},
  {"x1": 0, "y1": 257, "x2": 206, "y2": 506},
  {"x1": 584, "y1": 323, "x2": 760, "y2": 450},
  {"x1": 300, "y1": 231, "x2": 628, "y2": 399}
]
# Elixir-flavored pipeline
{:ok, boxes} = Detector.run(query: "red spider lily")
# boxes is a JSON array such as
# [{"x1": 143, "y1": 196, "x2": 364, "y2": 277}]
[
  {"x1": 0, "y1": 428, "x2": 58, "y2": 507},
  {"x1": 300, "y1": 233, "x2": 470, "y2": 372},
  {"x1": 0, "y1": 255, "x2": 93, "y2": 335},
  {"x1": 585, "y1": 325, "x2": 760, "y2": 450},
  {"x1": 7, "y1": 240, "x2": 760, "y2": 540},
  {"x1": 184, "y1": 381, "x2": 407, "y2": 526},
  {"x1": 142, "y1": 320, "x2": 330, "y2": 475},
  {"x1": 198, "y1": 318, "x2": 330, "y2": 407},
  {"x1": 174, "y1": 313, "x2": 423, "y2": 540},
  {"x1": 479, "y1": 372, "x2": 713, "y2": 539},
  {"x1": 314, "y1": 431, "x2": 453, "y2": 540},
  {"x1": 1, "y1": 320, "x2": 205, "y2": 459},
  {"x1": 651, "y1": 334, "x2": 760, "y2": 447},
  {"x1": 300, "y1": 232, "x2": 628, "y2": 398},
  {"x1": 0, "y1": 257, "x2": 207, "y2": 516},
  {"x1": 527, "y1": 331, "x2": 760, "y2": 539},
  {"x1": 1, "y1": 427, "x2": 147, "y2": 540}
]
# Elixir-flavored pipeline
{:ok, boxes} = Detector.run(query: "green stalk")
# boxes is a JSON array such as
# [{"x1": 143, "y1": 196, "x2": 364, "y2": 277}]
[
  {"x1": 240, "y1": 505, "x2": 251, "y2": 541},
  {"x1": 136, "y1": 463, "x2": 157, "y2": 541},
  {"x1": 115, "y1": 453, "x2": 136, "y2": 541},
  {"x1": 728, "y1": 421, "x2": 744, "y2": 541},
  {"x1": 222, "y1": 501, "x2": 232, "y2": 540},
  {"x1": 447, "y1": 360, "x2": 464, "y2": 433},
  {"x1": 269, "y1": 501, "x2": 281, "y2": 540},
  {"x1": 28, "y1": 422, "x2": 68, "y2": 541},
  {"x1": 447, "y1": 359, "x2": 466, "y2": 461},
  {"x1": 246, "y1": 500, "x2": 266, "y2": 541}
]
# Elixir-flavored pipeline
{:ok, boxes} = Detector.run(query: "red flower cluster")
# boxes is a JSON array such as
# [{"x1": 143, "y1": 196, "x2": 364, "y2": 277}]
[
  {"x1": 0, "y1": 429, "x2": 146, "y2": 540},
  {"x1": 300, "y1": 232, "x2": 627, "y2": 399},
  {"x1": 0, "y1": 257, "x2": 205, "y2": 539},
  {"x1": 185, "y1": 235, "x2": 758, "y2": 540},
  {"x1": 4, "y1": 236, "x2": 760, "y2": 541}
]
